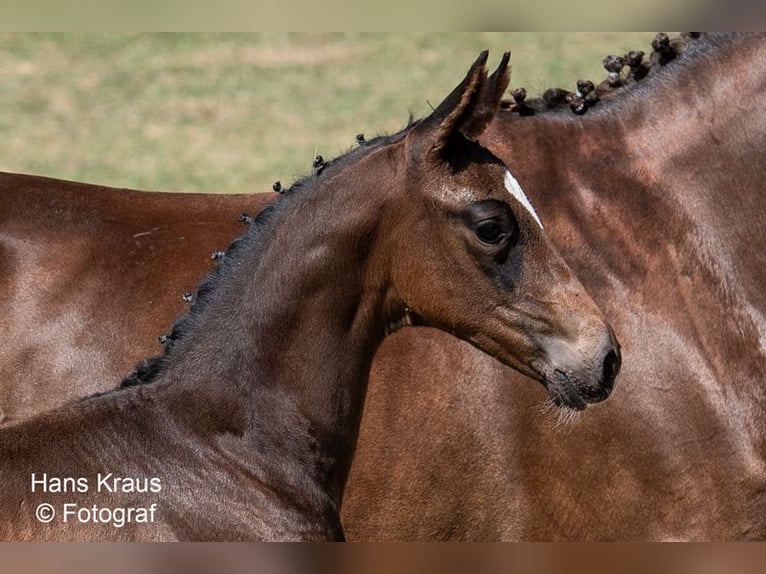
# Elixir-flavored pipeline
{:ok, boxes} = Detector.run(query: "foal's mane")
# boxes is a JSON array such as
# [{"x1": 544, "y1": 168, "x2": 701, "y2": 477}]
[
  {"x1": 504, "y1": 32, "x2": 734, "y2": 117},
  {"x1": 119, "y1": 127, "x2": 414, "y2": 390}
]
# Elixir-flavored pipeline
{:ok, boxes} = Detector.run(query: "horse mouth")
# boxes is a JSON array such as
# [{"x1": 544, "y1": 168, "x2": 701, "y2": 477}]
[{"x1": 543, "y1": 369, "x2": 609, "y2": 412}]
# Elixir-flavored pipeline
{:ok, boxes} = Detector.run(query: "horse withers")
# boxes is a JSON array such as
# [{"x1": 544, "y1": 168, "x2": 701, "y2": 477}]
[{"x1": 0, "y1": 53, "x2": 619, "y2": 541}]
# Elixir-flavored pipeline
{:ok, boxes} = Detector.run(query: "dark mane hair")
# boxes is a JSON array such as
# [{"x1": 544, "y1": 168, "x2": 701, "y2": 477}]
[
  {"x1": 119, "y1": 127, "x2": 414, "y2": 390},
  {"x1": 502, "y1": 32, "x2": 728, "y2": 117}
]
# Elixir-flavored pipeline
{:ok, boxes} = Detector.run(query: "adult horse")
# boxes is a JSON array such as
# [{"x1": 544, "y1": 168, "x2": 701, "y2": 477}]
[
  {"x1": 341, "y1": 32, "x2": 766, "y2": 540},
  {"x1": 0, "y1": 53, "x2": 620, "y2": 540}
]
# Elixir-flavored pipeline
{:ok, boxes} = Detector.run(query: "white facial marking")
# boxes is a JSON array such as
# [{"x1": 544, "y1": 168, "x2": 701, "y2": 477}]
[{"x1": 504, "y1": 170, "x2": 543, "y2": 228}]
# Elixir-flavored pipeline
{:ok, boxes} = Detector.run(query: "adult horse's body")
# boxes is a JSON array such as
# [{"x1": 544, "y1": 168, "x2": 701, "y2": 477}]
[
  {"x1": 0, "y1": 53, "x2": 619, "y2": 540},
  {"x1": 2, "y1": 33, "x2": 764, "y2": 540},
  {"x1": 341, "y1": 32, "x2": 766, "y2": 540},
  {"x1": 0, "y1": 177, "x2": 276, "y2": 423}
]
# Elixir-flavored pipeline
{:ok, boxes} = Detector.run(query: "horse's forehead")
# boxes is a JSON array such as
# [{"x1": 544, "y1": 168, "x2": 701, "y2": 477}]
[
  {"x1": 432, "y1": 163, "x2": 506, "y2": 204},
  {"x1": 440, "y1": 169, "x2": 543, "y2": 229},
  {"x1": 432, "y1": 167, "x2": 544, "y2": 229}
]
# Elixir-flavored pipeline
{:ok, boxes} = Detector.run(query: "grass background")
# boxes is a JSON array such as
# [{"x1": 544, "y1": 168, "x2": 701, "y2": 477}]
[{"x1": 0, "y1": 33, "x2": 656, "y2": 193}]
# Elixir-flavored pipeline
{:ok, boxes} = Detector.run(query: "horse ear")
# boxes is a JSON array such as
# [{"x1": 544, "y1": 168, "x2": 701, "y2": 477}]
[
  {"x1": 408, "y1": 51, "x2": 511, "y2": 161},
  {"x1": 460, "y1": 51, "x2": 511, "y2": 141}
]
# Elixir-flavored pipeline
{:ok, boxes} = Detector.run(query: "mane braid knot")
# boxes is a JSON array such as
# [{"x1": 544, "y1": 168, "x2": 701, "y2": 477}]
[
  {"x1": 312, "y1": 155, "x2": 326, "y2": 175},
  {"x1": 651, "y1": 32, "x2": 678, "y2": 66},
  {"x1": 602, "y1": 54, "x2": 626, "y2": 87}
]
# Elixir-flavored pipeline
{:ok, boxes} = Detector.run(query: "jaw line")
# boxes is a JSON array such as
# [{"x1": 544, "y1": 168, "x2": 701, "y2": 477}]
[
  {"x1": 415, "y1": 322, "x2": 553, "y2": 387},
  {"x1": 457, "y1": 335, "x2": 592, "y2": 413}
]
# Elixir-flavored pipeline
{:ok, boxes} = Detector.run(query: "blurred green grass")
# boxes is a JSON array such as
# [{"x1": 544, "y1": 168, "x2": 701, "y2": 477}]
[{"x1": 0, "y1": 33, "x2": 655, "y2": 193}]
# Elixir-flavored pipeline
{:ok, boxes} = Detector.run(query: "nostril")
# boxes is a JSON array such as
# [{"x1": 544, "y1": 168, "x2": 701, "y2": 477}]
[{"x1": 602, "y1": 349, "x2": 621, "y2": 392}]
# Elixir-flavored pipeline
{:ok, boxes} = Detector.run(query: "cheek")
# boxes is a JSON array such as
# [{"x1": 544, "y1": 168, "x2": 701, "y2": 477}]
[{"x1": 397, "y1": 237, "x2": 468, "y2": 302}]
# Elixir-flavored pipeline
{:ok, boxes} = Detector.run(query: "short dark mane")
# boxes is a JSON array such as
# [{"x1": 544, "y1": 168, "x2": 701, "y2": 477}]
[
  {"x1": 503, "y1": 33, "x2": 738, "y2": 117},
  {"x1": 118, "y1": 126, "x2": 414, "y2": 391}
]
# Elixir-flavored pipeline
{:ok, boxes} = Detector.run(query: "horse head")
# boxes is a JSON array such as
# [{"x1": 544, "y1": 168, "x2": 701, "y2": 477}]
[{"x1": 383, "y1": 52, "x2": 621, "y2": 410}]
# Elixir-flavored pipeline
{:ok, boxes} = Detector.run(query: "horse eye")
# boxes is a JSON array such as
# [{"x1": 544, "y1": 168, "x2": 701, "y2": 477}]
[{"x1": 475, "y1": 220, "x2": 504, "y2": 244}]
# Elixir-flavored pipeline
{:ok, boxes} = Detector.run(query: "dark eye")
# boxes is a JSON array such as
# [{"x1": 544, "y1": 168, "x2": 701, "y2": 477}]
[
  {"x1": 463, "y1": 200, "x2": 518, "y2": 250},
  {"x1": 475, "y1": 220, "x2": 505, "y2": 244}
]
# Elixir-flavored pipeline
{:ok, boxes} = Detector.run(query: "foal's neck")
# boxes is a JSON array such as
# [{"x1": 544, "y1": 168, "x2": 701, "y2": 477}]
[{"x1": 155, "y1": 158, "x2": 399, "y2": 509}]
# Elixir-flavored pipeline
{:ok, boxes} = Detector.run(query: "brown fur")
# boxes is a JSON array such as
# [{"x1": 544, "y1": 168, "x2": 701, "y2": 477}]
[
  {"x1": 0, "y1": 53, "x2": 617, "y2": 540},
  {"x1": 0, "y1": 177, "x2": 277, "y2": 422},
  {"x1": 7, "y1": 33, "x2": 759, "y2": 540}
]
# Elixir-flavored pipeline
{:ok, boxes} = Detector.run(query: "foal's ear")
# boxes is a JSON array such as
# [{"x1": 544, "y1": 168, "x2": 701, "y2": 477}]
[{"x1": 408, "y1": 51, "x2": 511, "y2": 162}]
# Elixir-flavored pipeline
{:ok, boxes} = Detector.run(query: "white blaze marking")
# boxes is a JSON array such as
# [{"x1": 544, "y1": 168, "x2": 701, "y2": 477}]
[{"x1": 504, "y1": 170, "x2": 542, "y2": 228}]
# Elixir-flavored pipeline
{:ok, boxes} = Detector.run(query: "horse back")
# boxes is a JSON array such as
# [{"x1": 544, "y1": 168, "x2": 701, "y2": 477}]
[{"x1": 0, "y1": 172, "x2": 276, "y2": 423}]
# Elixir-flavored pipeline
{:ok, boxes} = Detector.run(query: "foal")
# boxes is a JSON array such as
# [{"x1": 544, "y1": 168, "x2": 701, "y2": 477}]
[{"x1": 0, "y1": 53, "x2": 619, "y2": 541}]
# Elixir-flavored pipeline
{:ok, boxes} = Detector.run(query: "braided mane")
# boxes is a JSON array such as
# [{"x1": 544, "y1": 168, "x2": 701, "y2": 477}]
[{"x1": 502, "y1": 32, "x2": 704, "y2": 116}]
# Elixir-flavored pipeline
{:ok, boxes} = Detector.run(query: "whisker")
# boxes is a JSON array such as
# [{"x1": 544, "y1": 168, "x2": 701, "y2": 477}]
[
  {"x1": 539, "y1": 396, "x2": 557, "y2": 416},
  {"x1": 554, "y1": 406, "x2": 583, "y2": 430},
  {"x1": 539, "y1": 394, "x2": 584, "y2": 432}
]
